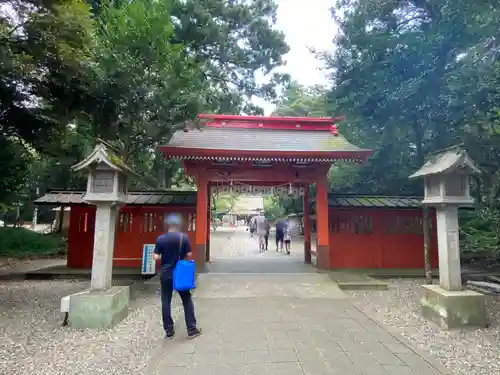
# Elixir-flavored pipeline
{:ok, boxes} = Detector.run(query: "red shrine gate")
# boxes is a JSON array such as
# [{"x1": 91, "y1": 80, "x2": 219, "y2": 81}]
[{"x1": 160, "y1": 114, "x2": 373, "y2": 271}]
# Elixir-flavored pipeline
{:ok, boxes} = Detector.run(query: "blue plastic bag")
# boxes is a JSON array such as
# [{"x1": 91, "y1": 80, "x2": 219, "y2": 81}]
[{"x1": 173, "y1": 260, "x2": 196, "y2": 291}]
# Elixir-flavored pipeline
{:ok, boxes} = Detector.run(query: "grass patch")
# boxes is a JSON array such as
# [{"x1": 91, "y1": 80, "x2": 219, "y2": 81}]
[{"x1": 0, "y1": 227, "x2": 67, "y2": 259}]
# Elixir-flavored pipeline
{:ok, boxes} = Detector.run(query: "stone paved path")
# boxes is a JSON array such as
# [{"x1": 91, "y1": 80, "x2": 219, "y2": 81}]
[{"x1": 146, "y1": 228, "x2": 449, "y2": 375}]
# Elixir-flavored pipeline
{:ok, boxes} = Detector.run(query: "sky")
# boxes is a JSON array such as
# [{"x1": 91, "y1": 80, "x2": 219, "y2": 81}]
[{"x1": 255, "y1": 0, "x2": 339, "y2": 114}]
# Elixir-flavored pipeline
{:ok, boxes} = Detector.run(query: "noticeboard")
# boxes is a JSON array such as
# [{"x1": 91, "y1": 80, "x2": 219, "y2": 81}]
[{"x1": 141, "y1": 244, "x2": 156, "y2": 275}]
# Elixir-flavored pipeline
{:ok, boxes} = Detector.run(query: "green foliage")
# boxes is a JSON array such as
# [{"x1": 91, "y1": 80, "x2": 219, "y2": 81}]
[
  {"x1": 461, "y1": 207, "x2": 500, "y2": 262},
  {"x1": 325, "y1": 0, "x2": 500, "y2": 195},
  {"x1": 0, "y1": 137, "x2": 32, "y2": 205},
  {"x1": 1, "y1": 0, "x2": 96, "y2": 154},
  {"x1": 212, "y1": 193, "x2": 236, "y2": 214},
  {"x1": 1, "y1": 0, "x2": 96, "y2": 204},
  {"x1": 323, "y1": 0, "x2": 500, "y2": 261},
  {"x1": 273, "y1": 81, "x2": 329, "y2": 117},
  {"x1": 263, "y1": 195, "x2": 284, "y2": 221},
  {"x1": 83, "y1": 0, "x2": 205, "y2": 163},
  {"x1": 171, "y1": 0, "x2": 290, "y2": 114},
  {"x1": 1, "y1": 0, "x2": 290, "y2": 208},
  {"x1": 0, "y1": 227, "x2": 66, "y2": 258}
]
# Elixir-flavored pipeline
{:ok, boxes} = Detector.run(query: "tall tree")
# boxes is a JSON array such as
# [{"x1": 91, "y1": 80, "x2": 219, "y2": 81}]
[
  {"x1": 0, "y1": 0, "x2": 95, "y2": 205},
  {"x1": 1, "y1": 0, "x2": 95, "y2": 154},
  {"x1": 75, "y1": 0, "x2": 207, "y2": 188},
  {"x1": 325, "y1": 0, "x2": 500, "y2": 195},
  {"x1": 170, "y1": 0, "x2": 290, "y2": 114},
  {"x1": 272, "y1": 81, "x2": 329, "y2": 117}
]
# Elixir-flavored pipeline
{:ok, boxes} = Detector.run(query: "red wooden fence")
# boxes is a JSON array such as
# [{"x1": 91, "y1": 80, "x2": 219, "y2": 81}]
[
  {"x1": 67, "y1": 205, "x2": 196, "y2": 269},
  {"x1": 67, "y1": 205, "x2": 438, "y2": 270},
  {"x1": 328, "y1": 208, "x2": 438, "y2": 269}
]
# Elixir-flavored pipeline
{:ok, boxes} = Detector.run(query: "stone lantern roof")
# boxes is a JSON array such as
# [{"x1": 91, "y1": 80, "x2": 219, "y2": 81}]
[
  {"x1": 409, "y1": 145, "x2": 481, "y2": 179},
  {"x1": 72, "y1": 141, "x2": 138, "y2": 176}
]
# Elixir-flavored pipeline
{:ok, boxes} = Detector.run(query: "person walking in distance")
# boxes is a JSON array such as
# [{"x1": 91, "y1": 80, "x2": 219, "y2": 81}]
[
  {"x1": 283, "y1": 220, "x2": 292, "y2": 255},
  {"x1": 264, "y1": 220, "x2": 271, "y2": 251},
  {"x1": 153, "y1": 213, "x2": 202, "y2": 339},
  {"x1": 275, "y1": 218, "x2": 285, "y2": 252}
]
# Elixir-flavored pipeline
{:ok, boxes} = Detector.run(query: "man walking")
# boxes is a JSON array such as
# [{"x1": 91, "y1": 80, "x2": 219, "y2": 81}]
[
  {"x1": 255, "y1": 213, "x2": 267, "y2": 252},
  {"x1": 275, "y1": 218, "x2": 285, "y2": 252},
  {"x1": 153, "y1": 213, "x2": 202, "y2": 339},
  {"x1": 264, "y1": 220, "x2": 271, "y2": 251}
]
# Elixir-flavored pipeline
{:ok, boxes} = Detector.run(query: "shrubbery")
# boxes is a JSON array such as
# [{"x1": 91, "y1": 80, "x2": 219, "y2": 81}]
[
  {"x1": 0, "y1": 227, "x2": 66, "y2": 258},
  {"x1": 461, "y1": 207, "x2": 500, "y2": 268}
]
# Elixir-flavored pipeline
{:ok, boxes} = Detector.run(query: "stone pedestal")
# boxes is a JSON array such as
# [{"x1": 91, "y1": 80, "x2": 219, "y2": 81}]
[
  {"x1": 436, "y1": 206, "x2": 462, "y2": 290},
  {"x1": 91, "y1": 204, "x2": 118, "y2": 290},
  {"x1": 68, "y1": 286, "x2": 130, "y2": 329},
  {"x1": 420, "y1": 284, "x2": 487, "y2": 329}
]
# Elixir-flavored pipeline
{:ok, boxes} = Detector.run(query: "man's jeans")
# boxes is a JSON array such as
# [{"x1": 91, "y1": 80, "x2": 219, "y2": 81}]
[{"x1": 160, "y1": 271, "x2": 197, "y2": 333}]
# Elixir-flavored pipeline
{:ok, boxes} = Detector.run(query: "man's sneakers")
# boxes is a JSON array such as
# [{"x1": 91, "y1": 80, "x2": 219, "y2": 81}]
[
  {"x1": 187, "y1": 328, "x2": 203, "y2": 339},
  {"x1": 165, "y1": 329, "x2": 175, "y2": 339},
  {"x1": 166, "y1": 328, "x2": 202, "y2": 339}
]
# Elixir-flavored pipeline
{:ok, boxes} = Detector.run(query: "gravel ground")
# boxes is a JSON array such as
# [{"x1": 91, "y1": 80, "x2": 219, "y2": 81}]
[
  {"x1": 0, "y1": 279, "x2": 178, "y2": 375},
  {"x1": 0, "y1": 258, "x2": 66, "y2": 275},
  {"x1": 347, "y1": 279, "x2": 500, "y2": 375}
]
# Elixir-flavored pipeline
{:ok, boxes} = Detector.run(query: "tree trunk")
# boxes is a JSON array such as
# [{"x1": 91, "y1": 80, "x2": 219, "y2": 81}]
[
  {"x1": 423, "y1": 205, "x2": 432, "y2": 284},
  {"x1": 57, "y1": 206, "x2": 65, "y2": 233}
]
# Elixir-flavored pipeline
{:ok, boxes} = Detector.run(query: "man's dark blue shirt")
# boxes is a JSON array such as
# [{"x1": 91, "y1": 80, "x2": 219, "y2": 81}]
[
  {"x1": 154, "y1": 232, "x2": 191, "y2": 279},
  {"x1": 276, "y1": 220, "x2": 285, "y2": 232}
]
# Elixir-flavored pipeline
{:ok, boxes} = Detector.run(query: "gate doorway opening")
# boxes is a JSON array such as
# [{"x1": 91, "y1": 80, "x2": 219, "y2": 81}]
[{"x1": 206, "y1": 189, "x2": 313, "y2": 274}]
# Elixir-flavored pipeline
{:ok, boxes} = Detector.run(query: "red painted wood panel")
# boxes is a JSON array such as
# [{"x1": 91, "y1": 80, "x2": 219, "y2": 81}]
[
  {"x1": 329, "y1": 208, "x2": 438, "y2": 269},
  {"x1": 67, "y1": 205, "x2": 195, "y2": 269},
  {"x1": 67, "y1": 205, "x2": 95, "y2": 268},
  {"x1": 114, "y1": 206, "x2": 196, "y2": 268}
]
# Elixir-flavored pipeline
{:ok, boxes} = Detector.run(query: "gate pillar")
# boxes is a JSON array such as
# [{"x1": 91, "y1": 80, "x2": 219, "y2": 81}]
[
  {"x1": 303, "y1": 184, "x2": 312, "y2": 264},
  {"x1": 195, "y1": 175, "x2": 208, "y2": 273},
  {"x1": 315, "y1": 175, "x2": 330, "y2": 269}
]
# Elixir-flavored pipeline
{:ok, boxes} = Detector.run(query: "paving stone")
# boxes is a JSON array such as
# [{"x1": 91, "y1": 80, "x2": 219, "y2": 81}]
[
  {"x1": 267, "y1": 338, "x2": 294, "y2": 349},
  {"x1": 159, "y1": 353, "x2": 193, "y2": 367},
  {"x1": 244, "y1": 363, "x2": 276, "y2": 375},
  {"x1": 269, "y1": 349, "x2": 298, "y2": 362},
  {"x1": 155, "y1": 366, "x2": 187, "y2": 375},
  {"x1": 222, "y1": 350, "x2": 246, "y2": 366},
  {"x1": 295, "y1": 349, "x2": 325, "y2": 362},
  {"x1": 267, "y1": 362, "x2": 304, "y2": 375},
  {"x1": 245, "y1": 350, "x2": 272, "y2": 364},
  {"x1": 383, "y1": 365, "x2": 414, "y2": 375},
  {"x1": 326, "y1": 360, "x2": 362, "y2": 375},
  {"x1": 265, "y1": 328, "x2": 289, "y2": 339},
  {"x1": 358, "y1": 363, "x2": 389, "y2": 375},
  {"x1": 336, "y1": 338, "x2": 366, "y2": 352},
  {"x1": 396, "y1": 353, "x2": 444, "y2": 375},
  {"x1": 346, "y1": 352, "x2": 382, "y2": 368},
  {"x1": 366, "y1": 347, "x2": 405, "y2": 366},
  {"x1": 322, "y1": 350, "x2": 355, "y2": 368},
  {"x1": 382, "y1": 342, "x2": 414, "y2": 354},
  {"x1": 186, "y1": 364, "x2": 245, "y2": 375},
  {"x1": 300, "y1": 360, "x2": 331, "y2": 375}
]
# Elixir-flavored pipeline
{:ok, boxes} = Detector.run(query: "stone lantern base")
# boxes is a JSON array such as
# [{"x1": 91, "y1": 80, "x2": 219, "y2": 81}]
[
  {"x1": 420, "y1": 284, "x2": 487, "y2": 329},
  {"x1": 68, "y1": 286, "x2": 130, "y2": 329}
]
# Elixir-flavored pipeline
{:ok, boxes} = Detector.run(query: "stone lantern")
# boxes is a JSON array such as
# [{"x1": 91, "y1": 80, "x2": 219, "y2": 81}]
[
  {"x1": 410, "y1": 146, "x2": 486, "y2": 329},
  {"x1": 64, "y1": 142, "x2": 137, "y2": 329}
]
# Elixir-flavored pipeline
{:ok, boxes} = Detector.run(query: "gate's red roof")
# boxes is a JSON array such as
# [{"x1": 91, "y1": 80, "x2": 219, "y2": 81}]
[{"x1": 161, "y1": 114, "x2": 372, "y2": 162}]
